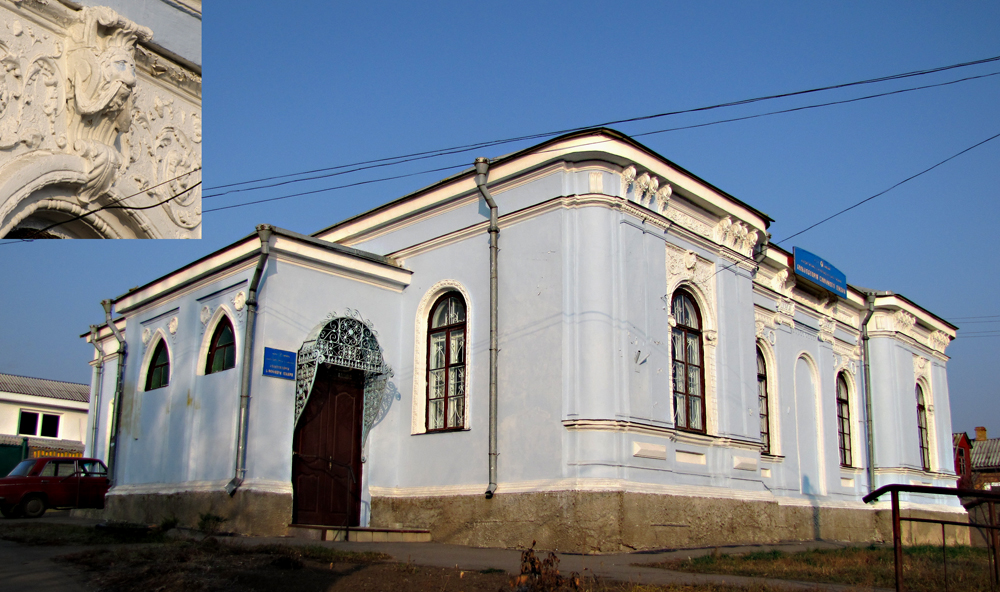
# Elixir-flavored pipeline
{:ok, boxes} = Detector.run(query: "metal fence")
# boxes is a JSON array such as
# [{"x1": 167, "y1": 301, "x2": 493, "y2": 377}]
[{"x1": 864, "y1": 483, "x2": 1000, "y2": 592}]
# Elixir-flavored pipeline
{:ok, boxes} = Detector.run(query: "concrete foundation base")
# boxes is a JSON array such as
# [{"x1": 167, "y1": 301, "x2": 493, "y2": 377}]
[
  {"x1": 370, "y1": 491, "x2": 969, "y2": 553},
  {"x1": 104, "y1": 489, "x2": 293, "y2": 536}
]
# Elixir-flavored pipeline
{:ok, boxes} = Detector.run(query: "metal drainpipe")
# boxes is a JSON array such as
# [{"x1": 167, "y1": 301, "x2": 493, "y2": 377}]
[
  {"x1": 101, "y1": 300, "x2": 127, "y2": 484},
  {"x1": 474, "y1": 158, "x2": 499, "y2": 499},
  {"x1": 88, "y1": 326, "x2": 105, "y2": 459},
  {"x1": 227, "y1": 224, "x2": 273, "y2": 496},
  {"x1": 860, "y1": 291, "x2": 887, "y2": 494}
]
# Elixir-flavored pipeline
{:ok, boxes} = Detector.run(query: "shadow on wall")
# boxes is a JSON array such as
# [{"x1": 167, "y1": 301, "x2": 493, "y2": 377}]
[{"x1": 802, "y1": 475, "x2": 821, "y2": 540}]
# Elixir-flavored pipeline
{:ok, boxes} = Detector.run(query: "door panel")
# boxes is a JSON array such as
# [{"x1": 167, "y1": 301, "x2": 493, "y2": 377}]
[{"x1": 292, "y1": 365, "x2": 364, "y2": 526}]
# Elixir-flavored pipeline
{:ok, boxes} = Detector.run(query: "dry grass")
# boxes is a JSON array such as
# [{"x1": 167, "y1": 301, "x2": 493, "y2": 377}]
[{"x1": 644, "y1": 545, "x2": 993, "y2": 592}]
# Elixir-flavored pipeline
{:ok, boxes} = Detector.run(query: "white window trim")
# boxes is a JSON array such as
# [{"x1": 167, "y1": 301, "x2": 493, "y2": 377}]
[
  {"x1": 138, "y1": 329, "x2": 172, "y2": 392},
  {"x1": 756, "y1": 339, "x2": 780, "y2": 456},
  {"x1": 17, "y1": 408, "x2": 61, "y2": 438},
  {"x1": 411, "y1": 280, "x2": 473, "y2": 435},
  {"x1": 916, "y1": 376, "x2": 937, "y2": 472},
  {"x1": 196, "y1": 305, "x2": 240, "y2": 376},
  {"x1": 836, "y1": 369, "x2": 861, "y2": 471}
]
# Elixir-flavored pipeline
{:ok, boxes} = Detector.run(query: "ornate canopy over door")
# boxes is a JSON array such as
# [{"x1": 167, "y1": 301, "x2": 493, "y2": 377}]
[{"x1": 294, "y1": 309, "x2": 394, "y2": 454}]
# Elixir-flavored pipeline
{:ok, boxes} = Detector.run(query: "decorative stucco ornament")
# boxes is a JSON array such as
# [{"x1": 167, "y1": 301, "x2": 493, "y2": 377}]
[
  {"x1": 167, "y1": 316, "x2": 178, "y2": 335},
  {"x1": 141, "y1": 327, "x2": 151, "y2": 345},
  {"x1": 67, "y1": 8, "x2": 151, "y2": 203},
  {"x1": 200, "y1": 305, "x2": 211, "y2": 325},
  {"x1": 654, "y1": 183, "x2": 672, "y2": 214},
  {"x1": 713, "y1": 216, "x2": 759, "y2": 258},
  {"x1": 620, "y1": 165, "x2": 636, "y2": 198},
  {"x1": 929, "y1": 330, "x2": 951, "y2": 354},
  {"x1": 233, "y1": 291, "x2": 246, "y2": 311}
]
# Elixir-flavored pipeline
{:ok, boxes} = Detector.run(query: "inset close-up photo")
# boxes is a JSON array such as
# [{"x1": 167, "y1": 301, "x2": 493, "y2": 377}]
[{"x1": 0, "y1": 0, "x2": 201, "y2": 239}]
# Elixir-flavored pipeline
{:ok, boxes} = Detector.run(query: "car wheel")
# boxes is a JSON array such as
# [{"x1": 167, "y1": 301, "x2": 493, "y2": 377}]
[
  {"x1": 19, "y1": 495, "x2": 46, "y2": 519},
  {"x1": 0, "y1": 503, "x2": 21, "y2": 518}
]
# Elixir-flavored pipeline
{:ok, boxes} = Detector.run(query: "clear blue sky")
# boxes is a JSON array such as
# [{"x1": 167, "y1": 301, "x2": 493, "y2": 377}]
[{"x1": 2, "y1": 2, "x2": 998, "y2": 437}]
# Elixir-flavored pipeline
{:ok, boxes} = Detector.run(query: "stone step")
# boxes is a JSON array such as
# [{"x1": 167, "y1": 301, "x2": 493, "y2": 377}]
[{"x1": 288, "y1": 524, "x2": 431, "y2": 543}]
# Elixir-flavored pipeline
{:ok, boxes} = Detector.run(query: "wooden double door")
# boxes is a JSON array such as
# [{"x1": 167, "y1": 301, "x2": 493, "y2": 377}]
[{"x1": 292, "y1": 365, "x2": 364, "y2": 527}]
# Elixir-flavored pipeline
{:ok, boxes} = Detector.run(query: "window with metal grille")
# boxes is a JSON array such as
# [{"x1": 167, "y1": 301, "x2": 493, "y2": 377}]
[
  {"x1": 757, "y1": 346, "x2": 770, "y2": 454},
  {"x1": 917, "y1": 384, "x2": 930, "y2": 471},
  {"x1": 145, "y1": 340, "x2": 170, "y2": 391},
  {"x1": 206, "y1": 317, "x2": 236, "y2": 374},
  {"x1": 837, "y1": 373, "x2": 852, "y2": 467},
  {"x1": 671, "y1": 290, "x2": 705, "y2": 433},
  {"x1": 426, "y1": 293, "x2": 466, "y2": 431}
]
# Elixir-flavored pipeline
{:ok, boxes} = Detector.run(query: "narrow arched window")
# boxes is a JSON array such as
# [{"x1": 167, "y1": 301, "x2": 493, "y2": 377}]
[
  {"x1": 836, "y1": 373, "x2": 852, "y2": 467},
  {"x1": 757, "y1": 346, "x2": 770, "y2": 454},
  {"x1": 206, "y1": 317, "x2": 236, "y2": 374},
  {"x1": 427, "y1": 293, "x2": 466, "y2": 431},
  {"x1": 145, "y1": 340, "x2": 170, "y2": 391},
  {"x1": 671, "y1": 290, "x2": 705, "y2": 433},
  {"x1": 917, "y1": 384, "x2": 930, "y2": 471}
]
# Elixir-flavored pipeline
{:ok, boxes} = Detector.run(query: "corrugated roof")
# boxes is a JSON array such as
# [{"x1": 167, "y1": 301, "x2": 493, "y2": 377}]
[
  {"x1": 971, "y1": 438, "x2": 1000, "y2": 471},
  {"x1": 0, "y1": 373, "x2": 89, "y2": 403},
  {"x1": 0, "y1": 434, "x2": 85, "y2": 449}
]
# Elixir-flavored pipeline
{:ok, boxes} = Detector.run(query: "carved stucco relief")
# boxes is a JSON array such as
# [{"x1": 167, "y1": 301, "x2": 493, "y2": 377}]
[
  {"x1": 665, "y1": 243, "x2": 719, "y2": 434},
  {"x1": 620, "y1": 164, "x2": 672, "y2": 214},
  {"x1": 0, "y1": 3, "x2": 200, "y2": 238},
  {"x1": 872, "y1": 309, "x2": 951, "y2": 355}
]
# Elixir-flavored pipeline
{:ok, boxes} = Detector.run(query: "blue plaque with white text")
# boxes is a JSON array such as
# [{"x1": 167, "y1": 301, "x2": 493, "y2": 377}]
[
  {"x1": 793, "y1": 247, "x2": 847, "y2": 298},
  {"x1": 262, "y1": 347, "x2": 296, "y2": 380}
]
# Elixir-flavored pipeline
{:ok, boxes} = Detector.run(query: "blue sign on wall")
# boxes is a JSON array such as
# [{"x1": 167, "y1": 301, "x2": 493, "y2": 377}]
[
  {"x1": 262, "y1": 347, "x2": 296, "y2": 380},
  {"x1": 793, "y1": 247, "x2": 847, "y2": 299}
]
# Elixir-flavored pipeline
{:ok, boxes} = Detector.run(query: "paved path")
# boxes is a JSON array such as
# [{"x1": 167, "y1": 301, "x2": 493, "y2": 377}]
[
  {"x1": 1, "y1": 511, "x2": 892, "y2": 591},
  {"x1": 229, "y1": 535, "x2": 891, "y2": 591}
]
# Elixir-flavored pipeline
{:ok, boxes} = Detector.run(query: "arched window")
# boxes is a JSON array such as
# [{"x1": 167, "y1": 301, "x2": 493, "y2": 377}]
[
  {"x1": 427, "y1": 293, "x2": 466, "y2": 431},
  {"x1": 671, "y1": 290, "x2": 705, "y2": 433},
  {"x1": 757, "y1": 346, "x2": 770, "y2": 454},
  {"x1": 205, "y1": 317, "x2": 236, "y2": 374},
  {"x1": 145, "y1": 340, "x2": 170, "y2": 391},
  {"x1": 836, "y1": 372, "x2": 852, "y2": 467},
  {"x1": 916, "y1": 384, "x2": 930, "y2": 471}
]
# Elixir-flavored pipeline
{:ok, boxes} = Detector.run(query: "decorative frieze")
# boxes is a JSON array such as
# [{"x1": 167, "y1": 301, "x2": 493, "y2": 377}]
[
  {"x1": 620, "y1": 164, "x2": 672, "y2": 214},
  {"x1": 713, "y1": 216, "x2": 759, "y2": 258},
  {"x1": 0, "y1": 3, "x2": 201, "y2": 238}
]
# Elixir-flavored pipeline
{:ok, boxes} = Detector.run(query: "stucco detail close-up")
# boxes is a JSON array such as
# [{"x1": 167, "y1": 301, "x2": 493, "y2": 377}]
[{"x1": 0, "y1": 1, "x2": 201, "y2": 238}]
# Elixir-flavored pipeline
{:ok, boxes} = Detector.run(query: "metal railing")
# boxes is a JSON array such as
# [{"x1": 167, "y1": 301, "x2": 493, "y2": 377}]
[{"x1": 864, "y1": 484, "x2": 1000, "y2": 592}]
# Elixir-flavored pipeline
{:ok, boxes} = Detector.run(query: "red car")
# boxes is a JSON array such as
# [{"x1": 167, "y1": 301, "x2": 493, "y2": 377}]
[{"x1": 0, "y1": 457, "x2": 110, "y2": 518}]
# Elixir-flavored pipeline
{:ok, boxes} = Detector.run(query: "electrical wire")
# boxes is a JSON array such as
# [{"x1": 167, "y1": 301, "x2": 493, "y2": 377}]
[
  {"x1": 203, "y1": 70, "x2": 1000, "y2": 202},
  {"x1": 203, "y1": 54, "x2": 1000, "y2": 193},
  {"x1": 0, "y1": 170, "x2": 202, "y2": 244},
  {"x1": 203, "y1": 71, "x2": 1000, "y2": 211}
]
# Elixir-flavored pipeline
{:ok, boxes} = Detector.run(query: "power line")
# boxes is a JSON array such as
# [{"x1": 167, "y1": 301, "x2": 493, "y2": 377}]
[
  {"x1": 203, "y1": 164, "x2": 466, "y2": 213},
  {"x1": 203, "y1": 54, "x2": 1000, "y2": 193},
  {"x1": 773, "y1": 130, "x2": 1000, "y2": 245},
  {"x1": 950, "y1": 314, "x2": 1000, "y2": 320},
  {"x1": 204, "y1": 70, "x2": 1000, "y2": 202},
  {"x1": 0, "y1": 170, "x2": 202, "y2": 244},
  {"x1": 202, "y1": 72, "x2": 1000, "y2": 213}
]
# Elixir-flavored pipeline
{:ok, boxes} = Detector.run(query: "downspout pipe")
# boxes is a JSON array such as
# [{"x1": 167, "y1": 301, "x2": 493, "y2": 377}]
[
  {"x1": 859, "y1": 289, "x2": 891, "y2": 494},
  {"x1": 474, "y1": 157, "x2": 499, "y2": 499},
  {"x1": 88, "y1": 325, "x2": 105, "y2": 459},
  {"x1": 227, "y1": 224, "x2": 273, "y2": 496},
  {"x1": 101, "y1": 300, "x2": 127, "y2": 484}
]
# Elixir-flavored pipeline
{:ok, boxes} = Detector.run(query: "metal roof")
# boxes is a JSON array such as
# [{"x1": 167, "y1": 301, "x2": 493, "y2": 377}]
[
  {"x1": 971, "y1": 438, "x2": 1000, "y2": 471},
  {"x1": 0, "y1": 434, "x2": 85, "y2": 450},
  {"x1": 954, "y1": 433, "x2": 969, "y2": 447},
  {"x1": 0, "y1": 373, "x2": 89, "y2": 403}
]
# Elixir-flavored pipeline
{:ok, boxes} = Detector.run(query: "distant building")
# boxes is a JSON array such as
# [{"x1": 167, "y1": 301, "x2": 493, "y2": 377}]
[
  {"x1": 971, "y1": 427, "x2": 1000, "y2": 490},
  {"x1": 0, "y1": 1, "x2": 201, "y2": 238},
  {"x1": 953, "y1": 432, "x2": 972, "y2": 489},
  {"x1": 0, "y1": 373, "x2": 90, "y2": 475},
  {"x1": 87, "y1": 129, "x2": 962, "y2": 551}
]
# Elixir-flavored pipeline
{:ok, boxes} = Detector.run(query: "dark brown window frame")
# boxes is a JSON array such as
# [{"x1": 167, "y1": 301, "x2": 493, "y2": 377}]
[
  {"x1": 205, "y1": 316, "x2": 236, "y2": 374},
  {"x1": 425, "y1": 292, "x2": 467, "y2": 432},
  {"x1": 671, "y1": 289, "x2": 706, "y2": 434},
  {"x1": 145, "y1": 339, "x2": 170, "y2": 391},
  {"x1": 916, "y1": 384, "x2": 930, "y2": 471},
  {"x1": 757, "y1": 345, "x2": 770, "y2": 455},
  {"x1": 836, "y1": 372, "x2": 852, "y2": 467}
]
